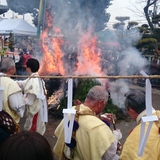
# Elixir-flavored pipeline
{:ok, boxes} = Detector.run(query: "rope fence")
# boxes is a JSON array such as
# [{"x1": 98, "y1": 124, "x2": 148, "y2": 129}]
[{"x1": 3, "y1": 74, "x2": 160, "y2": 79}]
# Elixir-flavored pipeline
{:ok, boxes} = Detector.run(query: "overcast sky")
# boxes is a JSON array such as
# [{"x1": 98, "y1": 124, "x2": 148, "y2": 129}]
[
  {"x1": 0, "y1": 0, "x2": 147, "y2": 28},
  {"x1": 107, "y1": 0, "x2": 147, "y2": 28}
]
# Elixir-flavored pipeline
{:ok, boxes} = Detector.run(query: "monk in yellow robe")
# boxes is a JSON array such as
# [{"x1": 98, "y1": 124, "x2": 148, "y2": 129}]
[
  {"x1": 0, "y1": 57, "x2": 25, "y2": 127},
  {"x1": 120, "y1": 89, "x2": 160, "y2": 160},
  {"x1": 54, "y1": 85, "x2": 119, "y2": 160}
]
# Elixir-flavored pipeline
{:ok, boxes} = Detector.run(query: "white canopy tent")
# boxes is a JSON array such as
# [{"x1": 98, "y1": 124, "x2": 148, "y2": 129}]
[{"x1": 0, "y1": 18, "x2": 37, "y2": 36}]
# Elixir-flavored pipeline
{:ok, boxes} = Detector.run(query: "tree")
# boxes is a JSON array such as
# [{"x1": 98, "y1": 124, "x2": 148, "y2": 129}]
[
  {"x1": 113, "y1": 16, "x2": 130, "y2": 30},
  {"x1": 6, "y1": 0, "x2": 112, "y2": 32},
  {"x1": 6, "y1": 0, "x2": 39, "y2": 14},
  {"x1": 128, "y1": 0, "x2": 160, "y2": 31},
  {"x1": 144, "y1": 0, "x2": 159, "y2": 31},
  {"x1": 6, "y1": 0, "x2": 40, "y2": 26},
  {"x1": 127, "y1": 21, "x2": 139, "y2": 29},
  {"x1": 0, "y1": 5, "x2": 9, "y2": 15}
]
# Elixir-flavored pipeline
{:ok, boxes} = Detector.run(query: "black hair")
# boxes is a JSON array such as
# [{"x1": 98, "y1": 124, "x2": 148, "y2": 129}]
[
  {"x1": 26, "y1": 58, "x2": 40, "y2": 72},
  {"x1": 124, "y1": 89, "x2": 146, "y2": 114},
  {"x1": 0, "y1": 130, "x2": 54, "y2": 160},
  {"x1": 22, "y1": 47, "x2": 27, "y2": 53}
]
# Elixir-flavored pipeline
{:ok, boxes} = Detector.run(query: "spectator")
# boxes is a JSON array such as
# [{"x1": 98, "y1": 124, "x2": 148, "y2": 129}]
[
  {"x1": 15, "y1": 51, "x2": 25, "y2": 76},
  {"x1": 0, "y1": 110, "x2": 17, "y2": 145},
  {"x1": 22, "y1": 47, "x2": 32, "y2": 67},
  {"x1": 0, "y1": 130, "x2": 54, "y2": 160}
]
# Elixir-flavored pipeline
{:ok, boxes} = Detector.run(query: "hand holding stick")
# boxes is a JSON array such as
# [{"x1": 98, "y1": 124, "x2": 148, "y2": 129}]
[
  {"x1": 100, "y1": 113, "x2": 116, "y2": 130},
  {"x1": 112, "y1": 113, "x2": 116, "y2": 130}
]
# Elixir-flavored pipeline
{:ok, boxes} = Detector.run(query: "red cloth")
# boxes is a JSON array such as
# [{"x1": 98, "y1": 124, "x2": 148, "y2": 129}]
[
  {"x1": 23, "y1": 54, "x2": 32, "y2": 66},
  {"x1": 29, "y1": 113, "x2": 38, "y2": 132}
]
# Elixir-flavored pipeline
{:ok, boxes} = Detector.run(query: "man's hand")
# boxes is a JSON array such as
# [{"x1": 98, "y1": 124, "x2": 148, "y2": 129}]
[
  {"x1": 100, "y1": 113, "x2": 116, "y2": 124},
  {"x1": 116, "y1": 141, "x2": 122, "y2": 154}
]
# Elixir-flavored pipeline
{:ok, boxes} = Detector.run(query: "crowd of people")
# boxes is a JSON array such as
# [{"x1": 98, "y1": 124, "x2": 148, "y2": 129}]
[{"x1": 0, "y1": 56, "x2": 160, "y2": 160}]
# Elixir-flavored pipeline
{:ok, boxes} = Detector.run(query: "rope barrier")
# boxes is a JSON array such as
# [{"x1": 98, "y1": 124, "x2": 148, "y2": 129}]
[{"x1": 3, "y1": 74, "x2": 160, "y2": 79}]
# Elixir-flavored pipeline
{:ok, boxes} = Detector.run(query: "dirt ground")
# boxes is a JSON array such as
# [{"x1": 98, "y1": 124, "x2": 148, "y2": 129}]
[{"x1": 20, "y1": 84, "x2": 160, "y2": 160}]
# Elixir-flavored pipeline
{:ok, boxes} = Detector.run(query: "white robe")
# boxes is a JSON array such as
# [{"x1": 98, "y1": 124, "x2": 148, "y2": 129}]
[{"x1": 18, "y1": 72, "x2": 47, "y2": 135}]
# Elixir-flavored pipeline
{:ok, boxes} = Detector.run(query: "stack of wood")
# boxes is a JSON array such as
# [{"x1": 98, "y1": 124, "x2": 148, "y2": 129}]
[{"x1": 47, "y1": 88, "x2": 64, "y2": 109}]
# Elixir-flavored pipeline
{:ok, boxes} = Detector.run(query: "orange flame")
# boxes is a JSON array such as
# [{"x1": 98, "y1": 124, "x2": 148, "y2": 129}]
[
  {"x1": 75, "y1": 32, "x2": 107, "y2": 85},
  {"x1": 76, "y1": 33, "x2": 102, "y2": 75},
  {"x1": 39, "y1": 11, "x2": 108, "y2": 86},
  {"x1": 39, "y1": 27, "x2": 65, "y2": 76}
]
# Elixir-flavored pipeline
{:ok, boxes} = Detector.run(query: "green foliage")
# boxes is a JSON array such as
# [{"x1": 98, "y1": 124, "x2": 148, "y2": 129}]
[
  {"x1": 138, "y1": 26, "x2": 149, "y2": 33},
  {"x1": 142, "y1": 34, "x2": 154, "y2": 39},
  {"x1": 138, "y1": 38, "x2": 157, "y2": 46},
  {"x1": 51, "y1": 79, "x2": 126, "y2": 120},
  {"x1": 141, "y1": 24, "x2": 149, "y2": 28},
  {"x1": 50, "y1": 79, "x2": 101, "y2": 118},
  {"x1": 115, "y1": 16, "x2": 130, "y2": 22},
  {"x1": 127, "y1": 21, "x2": 139, "y2": 29},
  {"x1": 137, "y1": 24, "x2": 160, "y2": 56},
  {"x1": 137, "y1": 37, "x2": 157, "y2": 55},
  {"x1": 153, "y1": 28, "x2": 160, "y2": 42},
  {"x1": 73, "y1": 79, "x2": 101, "y2": 102},
  {"x1": 103, "y1": 98, "x2": 126, "y2": 120},
  {"x1": 0, "y1": 47, "x2": 7, "y2": 56},
  {"x1": 9, "y1": 33, "x2": 14, "y2": 52},
  {"x1": 152, "y1": 14, "x2": 160, "y2": 24},
  {"x1": 113, "y1": 22, "x2": 125, "y2": 30}
]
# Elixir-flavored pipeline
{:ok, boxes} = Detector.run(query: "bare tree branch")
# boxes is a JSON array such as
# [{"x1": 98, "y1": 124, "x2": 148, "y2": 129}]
[{"x1": 144, "y1": 0, "x2": 158, "y2": 30}]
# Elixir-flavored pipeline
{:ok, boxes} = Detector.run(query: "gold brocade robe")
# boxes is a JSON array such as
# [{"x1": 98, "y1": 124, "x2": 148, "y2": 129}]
[{"x1": 53, "y1": 104, "x2": 115, "y2": 160}]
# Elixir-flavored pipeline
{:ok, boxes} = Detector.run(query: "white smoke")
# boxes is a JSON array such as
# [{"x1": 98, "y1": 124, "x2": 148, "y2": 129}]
[
  {"x1": 118, "y1": 47, "x2": 147, "y2": 76},
  {"x1": 105, "y1": 28, "x2": 147, "y2": 109},
  {"x1": 109, "y1": 79, "x2": 129, "y2": 109},
  {"x1": 40, "y1": 1, "x2": 148, "y2": 110}
]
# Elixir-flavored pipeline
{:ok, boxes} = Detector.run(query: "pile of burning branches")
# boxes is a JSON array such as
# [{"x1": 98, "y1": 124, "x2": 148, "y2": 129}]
[{"x1": 47, "y1": 88, "x2": 64, "y2": 110}]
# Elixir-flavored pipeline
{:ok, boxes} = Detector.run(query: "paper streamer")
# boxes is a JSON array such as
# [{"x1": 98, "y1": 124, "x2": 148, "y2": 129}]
[
  {"x1": 63, "y1": 78, "x2": 76, "y2": 143},
  {"x1": 0, "y1": 73, "x2": 4, "y2": 111},
  {"x1": 37, "y1": 77, "x2": 48, "y2": 122},
  {"x1": 138, "y1": 70, "x2": 158, "y2": 156},
  {"x1": 67, "y1": 78, "x2": 73, "y2": 109},
  {"x1": 63, "y1": 108, "x2": 76, "y2": 143}
]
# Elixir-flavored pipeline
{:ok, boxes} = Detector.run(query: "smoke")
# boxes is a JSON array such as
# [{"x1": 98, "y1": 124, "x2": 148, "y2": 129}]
[
  {"x1": 109, "y1": 79, "x2": 129, "y2": 109},
  {"x1": 39, "y1": 1, "x2": 148, "y2": 109},
  {"x1": 48, "y1": 0, "x2": 95, "y2": 43},
  {"x1": 103, "y1": 28, "x2": 147, "y2": 109},
  {"x1": 118, "y1": 47, "x2": 147, "y2": 76}
]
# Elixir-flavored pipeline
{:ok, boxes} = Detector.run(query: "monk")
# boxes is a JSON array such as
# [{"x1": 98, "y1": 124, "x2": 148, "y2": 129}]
[{"x1": 54, "y1": 85, "x2": 120, "y2": 160}]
